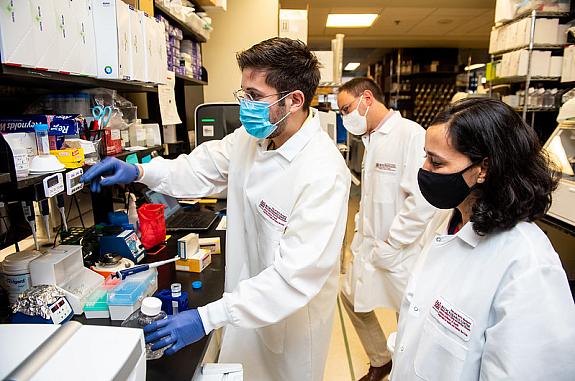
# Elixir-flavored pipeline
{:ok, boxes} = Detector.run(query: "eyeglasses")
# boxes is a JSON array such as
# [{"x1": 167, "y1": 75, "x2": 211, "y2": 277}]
[
  {"x1": 233, "y1": 88, "x2": 291, "y2": 103},
  {"x1": 339, "y1": 97, "x2": 360, "y2": 116}
]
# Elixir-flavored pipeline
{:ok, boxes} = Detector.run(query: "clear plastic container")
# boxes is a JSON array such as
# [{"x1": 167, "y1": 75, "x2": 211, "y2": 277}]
[
  {"x1": 34, "y1": 124, "x2": 50, "y2": 155},
  {"x1": 128, "y1": 119, "x2": 147, "y2": 147},
  {"x1": 121, "y1": 297, "x2": 167, "y2": 360}
]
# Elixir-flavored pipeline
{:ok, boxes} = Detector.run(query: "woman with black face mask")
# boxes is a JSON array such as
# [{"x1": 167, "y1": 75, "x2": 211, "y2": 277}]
[{"x1": 389, "y1": 98, "x2": 575, "y2": 381}]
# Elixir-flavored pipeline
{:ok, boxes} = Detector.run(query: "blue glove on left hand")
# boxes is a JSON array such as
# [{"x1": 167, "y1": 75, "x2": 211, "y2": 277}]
[
  {"x1": 144, "y1": 309, "x2": 206, "y2": 355},
  {"x1": 81, "y1": 157, "x2": 139, "y2": 193}
]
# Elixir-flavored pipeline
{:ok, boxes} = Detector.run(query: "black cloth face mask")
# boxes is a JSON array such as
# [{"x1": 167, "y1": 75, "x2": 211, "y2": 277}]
[{"x1": 417, "y1": 161, "x2": 480, "y2": 210}]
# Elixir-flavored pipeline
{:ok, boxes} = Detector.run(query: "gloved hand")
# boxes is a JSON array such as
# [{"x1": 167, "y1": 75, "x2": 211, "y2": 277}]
[
  {"x1": 80, "y1": 157, "x2": 139, "y2": 192},
  {"x1": 144, "y1": 309, "x2": 206, "y2": 355}
]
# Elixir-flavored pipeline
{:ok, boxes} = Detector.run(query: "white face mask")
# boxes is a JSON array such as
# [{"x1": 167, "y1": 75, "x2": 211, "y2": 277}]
[{"x1": 342, "y1": 94, "x2": 370, "y2": 136}]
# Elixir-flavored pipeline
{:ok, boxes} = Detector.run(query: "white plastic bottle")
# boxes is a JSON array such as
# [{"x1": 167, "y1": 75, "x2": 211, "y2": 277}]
[{"x1": 121, "y1": 297, "x2": 167, "y2": 360}]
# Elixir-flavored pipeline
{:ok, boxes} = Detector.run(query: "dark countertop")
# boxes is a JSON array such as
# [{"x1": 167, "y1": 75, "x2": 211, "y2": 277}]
[{"x1": 76, "y1": 202, "x2": 227, "y2": 381}]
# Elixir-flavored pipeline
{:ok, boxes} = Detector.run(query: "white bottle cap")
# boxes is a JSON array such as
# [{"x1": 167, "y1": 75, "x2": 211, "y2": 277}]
[{"x1": 141, "y1": 297, "x2": 162, "y2": 316}]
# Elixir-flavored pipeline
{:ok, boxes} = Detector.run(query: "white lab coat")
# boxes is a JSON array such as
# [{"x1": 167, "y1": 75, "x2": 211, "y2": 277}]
[
  {"x1": 342, "y1": 111, "x2": 435, "y2": 312},
  {"x1": 139, "y1": 109, "x2": 351, "y2": 381},
  {"x1": 391, "y1": 210, "x2": 575, "y2": 381}
]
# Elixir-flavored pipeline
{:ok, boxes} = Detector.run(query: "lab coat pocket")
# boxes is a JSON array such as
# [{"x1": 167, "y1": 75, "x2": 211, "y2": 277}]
[
  {"x1": 414, "y1": 318, "x2": 468, "y2": 381},
  {"x1": 373, "y1": 171, "x2": 399, "y2": 204},
  {"x1": 256, "y1": 320, "x2": 287, "y2": 354},
  {"x1": 255, "y1": 216, "x2": 283, "y2": 268}
]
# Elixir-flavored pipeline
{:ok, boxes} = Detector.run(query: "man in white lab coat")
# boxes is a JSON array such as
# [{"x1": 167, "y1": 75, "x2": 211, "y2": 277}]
[
  {"x1": 337, "y1": 78, "x2": 435, "y2": 381},
  {"x1": 82, "y1": 38, "x2": 351, "y2": 380}
]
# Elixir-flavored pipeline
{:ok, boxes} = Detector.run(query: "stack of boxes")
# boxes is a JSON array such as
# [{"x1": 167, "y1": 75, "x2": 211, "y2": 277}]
[
  {"x1": 157, "y1": 15, "x2": 203, "y2": 80},
  {"x1": 181, "y1": 40, "x2": 203, "y2": 80}
]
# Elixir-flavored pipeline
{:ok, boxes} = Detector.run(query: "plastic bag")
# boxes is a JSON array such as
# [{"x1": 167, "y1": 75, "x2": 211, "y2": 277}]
[{"x1": 138, "y1": 204, "x2": 166, "y2": 250}]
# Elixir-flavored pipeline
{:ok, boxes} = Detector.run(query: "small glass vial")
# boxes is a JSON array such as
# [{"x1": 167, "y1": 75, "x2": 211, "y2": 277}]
[
  {"x1": 34, "y1": 124, "x2": 50, "y2": 155},
  {"x1": 171, "y1": 283, "x2": 181, "y2": 315}
]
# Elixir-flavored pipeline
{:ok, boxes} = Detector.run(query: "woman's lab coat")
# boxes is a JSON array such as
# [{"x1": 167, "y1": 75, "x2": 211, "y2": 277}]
[
  {"x1": 391, "y1": 210, "x2": 575, "y2": 380},
  {"x1": 342, "y1": 112, "x2": 435, "y2": 312},
  {"x1": 139, "y1": 109, "x2": 351, "y2": 381}
]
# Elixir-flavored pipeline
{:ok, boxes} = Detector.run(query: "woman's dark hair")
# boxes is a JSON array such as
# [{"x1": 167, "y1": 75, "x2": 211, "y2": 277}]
[
  {"x1": 236, "y1": 37, "x2": 320, "y2": 111},
  {"x1": 431, "y1": 97, "x2": 559, "y2": 236}
]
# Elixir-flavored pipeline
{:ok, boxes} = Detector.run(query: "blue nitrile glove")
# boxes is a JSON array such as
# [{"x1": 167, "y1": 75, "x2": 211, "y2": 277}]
[
  {"x1": 144, "y1": 309, "x2": 206, "y2": 355},
  {"x1": 81, "y1": 157, "x2": 139, "y2": 192}
]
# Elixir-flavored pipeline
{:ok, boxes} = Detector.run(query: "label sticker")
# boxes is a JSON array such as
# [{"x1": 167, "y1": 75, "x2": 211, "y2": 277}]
[
  {"x1": 257, "y1": 200, "x2": 288, "y2": 228},
  {"x1": 431, "y1": 297, "x2": 473, "y2": 342},
  {"x1": 375, "y1": 162, "x2": 397, "y2": 173},
  {"x1": 203, "y1": 125, "x2": 214, "y2": 137}
]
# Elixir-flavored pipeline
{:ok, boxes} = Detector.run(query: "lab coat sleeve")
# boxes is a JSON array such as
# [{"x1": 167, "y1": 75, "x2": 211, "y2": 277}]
[
  {"x1": 480, "y1": 264, "x2": 575, "y2": 380},
  {"x1": 386, "y1": 130, "x2": 435, "y2": 249},
  {"x1": 198, "y1": 168, "x2": 351, "y2": 332},
  {"x1": 137, "y1": 128, "x2": 239, "y2": 198}
]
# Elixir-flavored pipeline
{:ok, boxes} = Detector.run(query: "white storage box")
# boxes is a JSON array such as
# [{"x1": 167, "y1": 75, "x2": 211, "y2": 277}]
[
  {"x1": 92, "y1": 0, "x2": 132, "y2": 79},
  {"x1": 29, "y1": 245, "x2": 104, "y2": 315}
]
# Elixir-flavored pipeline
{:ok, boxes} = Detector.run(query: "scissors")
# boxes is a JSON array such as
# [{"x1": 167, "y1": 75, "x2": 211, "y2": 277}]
[{"x1": 92, "y1": 105, "x2": 112, "y2": 128}]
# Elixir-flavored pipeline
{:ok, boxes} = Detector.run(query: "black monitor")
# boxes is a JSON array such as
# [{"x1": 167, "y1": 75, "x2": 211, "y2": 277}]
[{"x1": 194, "y1": 102, "x2": 241, "y2": 146}]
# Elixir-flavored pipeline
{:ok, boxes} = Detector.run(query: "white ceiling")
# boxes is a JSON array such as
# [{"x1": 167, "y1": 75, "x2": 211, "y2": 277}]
[{"x1": 280, "y1": 0, "x2": 496, "y2": 49}]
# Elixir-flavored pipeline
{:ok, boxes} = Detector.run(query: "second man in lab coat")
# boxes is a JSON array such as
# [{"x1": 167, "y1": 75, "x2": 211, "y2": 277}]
[{"x1": 338, "y1": 78, "x2": 435, "y2": 381}]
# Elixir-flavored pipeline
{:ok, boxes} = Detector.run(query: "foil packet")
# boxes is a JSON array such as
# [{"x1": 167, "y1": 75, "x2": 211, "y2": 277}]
[{"x1": 12, "y1": 285, "x2": 67, "y2": 320}]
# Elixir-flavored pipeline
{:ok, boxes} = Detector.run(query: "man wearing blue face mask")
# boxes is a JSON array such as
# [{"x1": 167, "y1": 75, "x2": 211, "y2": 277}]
[{"x1": 81, "y1": 38, "x2": 351, "y2": 381}]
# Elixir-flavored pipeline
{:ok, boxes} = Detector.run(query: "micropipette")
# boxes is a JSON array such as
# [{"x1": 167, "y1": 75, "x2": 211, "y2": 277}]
[
  {"x1": 21, "y1": 201, "x2": 39, "y2": 251},
  {"x1": 39, "y1": 199, "x2": 50, "y2": 240},
  {"x1": 112, "y1": 255, "x2": 182, "y2": 280},
  {"x1": 56, "y1": 194, "x2": 68, "y2": 232}
]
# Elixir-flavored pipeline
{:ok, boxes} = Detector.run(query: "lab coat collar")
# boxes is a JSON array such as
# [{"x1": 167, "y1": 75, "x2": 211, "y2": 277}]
[
  {"x1": 361, "y1": 110, "x2": 399, "y2": 146},
  {"x1": 433, "y1": 211, "x2": 482, "y2": 248},
  {"x1": 261, "y1": 108, "x2": 319, "y2": 162}
]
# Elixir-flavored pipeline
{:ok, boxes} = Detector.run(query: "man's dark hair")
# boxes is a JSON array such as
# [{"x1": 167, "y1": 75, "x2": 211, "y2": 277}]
[
  {"x1": 432, "y1": 98, "x2": 559, "y2": 236},
  {"x1": 236, "y1": 37, "x2": 320, "y2": 111},
  {"x1": 339, "y1": 77, "x2": 385, "y2": 104}
]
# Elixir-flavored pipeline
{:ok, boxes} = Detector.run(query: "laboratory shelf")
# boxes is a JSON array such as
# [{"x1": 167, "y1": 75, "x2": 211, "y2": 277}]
[
  {"x1": 494, "y1": 11, "x2": 571, "y2": 28},
  {"x1": 12, "y1": 146, "x2": 163, "y2": 190},
  {"x1": 513, "y1": 107, "x2": 558, "y2": 112},
  {"x1": 111, "y1": 145, "x2": 164, "y2": 161},
  {"x1": 0, "y1": 65, "x2": 158, "y2": 93},
  {"x1": 491, "y1": 76, "x2": 561, "y2": 85},
  {"x1": 154, "y1": 2, "x2": 208, "y2": 43},
  {"x1": 175, "y1": 73, "x2": 208, "y2": 86},
  {"x1": 0, "y1": 173, "x2": 10, "y2": 185},
  {"x1": 490, "y1": 44, "x2": 566, "y2": 56}
]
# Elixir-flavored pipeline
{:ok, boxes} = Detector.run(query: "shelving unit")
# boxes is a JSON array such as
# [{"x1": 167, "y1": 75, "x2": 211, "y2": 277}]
[
  {"x1": 155, "y1": 2, "x2": 208, "y2": 43},
  {"x1": 0, "y1": 173, "x2": 10, "y2": 185},
  {"x1": 0, "y1": 65, "x2": 158, "y2": 93},
  {"x1": 490, "y1": 44, "x2": 566, "y2": 56},
  {"x1": 488, "y1": 6, "x2": 574, "y2": 135},
  {"x1": 175, "y1": 73, "x2": 208, "y2": 86}
]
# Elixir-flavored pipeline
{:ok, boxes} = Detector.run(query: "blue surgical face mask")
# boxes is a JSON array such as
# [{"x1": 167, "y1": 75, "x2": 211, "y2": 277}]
[{"x1": 239, "y1": 92, "x2": 292, "y2": 139}]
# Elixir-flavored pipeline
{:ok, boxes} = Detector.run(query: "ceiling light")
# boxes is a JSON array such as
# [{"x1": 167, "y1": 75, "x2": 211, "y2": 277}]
[
  {"x1": 326, "y1": 14, "x2": 378, "y2": 28},
  {"x1": 464, "y1": 63, "x2": 486, "y2": 71},
  {"x1": 344, "y1": 62, "x2": 361, "y2": 71}
]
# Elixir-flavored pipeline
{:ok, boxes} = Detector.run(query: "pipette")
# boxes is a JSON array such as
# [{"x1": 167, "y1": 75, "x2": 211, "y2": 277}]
[
  {"x1": 21, "y1": 201, "x2": 39, "y2": 251},
  {"x1": 56, "y1": 194, "x2": 68, "y2": 232},
  {"x1": 112, "y1": 255, "x2": 182, "y2": 280},
  {"x1": 39, "y1": 199, "x2": 51, "y2": 240}
]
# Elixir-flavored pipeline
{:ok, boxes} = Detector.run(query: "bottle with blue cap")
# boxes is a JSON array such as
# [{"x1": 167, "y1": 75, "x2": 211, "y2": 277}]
[{"x1": 34, "y1": 123, "x2": 50, "y2": 155}]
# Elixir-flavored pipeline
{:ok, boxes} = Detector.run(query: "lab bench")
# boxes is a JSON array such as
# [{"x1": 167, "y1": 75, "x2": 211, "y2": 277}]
[
  {"x1": 78, "y1": 204, "x2": 226, "y2": 381},
  {"x1": 0, "y1": 201, "x2": 227, "y2": 381}
]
